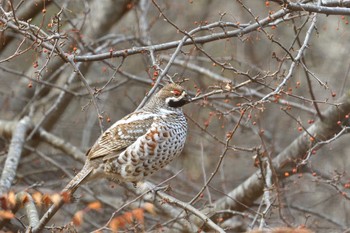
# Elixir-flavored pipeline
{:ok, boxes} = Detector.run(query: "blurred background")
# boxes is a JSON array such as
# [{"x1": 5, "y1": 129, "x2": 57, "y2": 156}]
[{"x1": 1, "y1": 0, "x2": 350, "y2": 232}]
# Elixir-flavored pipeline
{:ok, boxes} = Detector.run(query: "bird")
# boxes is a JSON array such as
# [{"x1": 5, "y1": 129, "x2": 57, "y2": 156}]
[{"x1": 63, "y1": 83, "x2": 191, "y2": 193}]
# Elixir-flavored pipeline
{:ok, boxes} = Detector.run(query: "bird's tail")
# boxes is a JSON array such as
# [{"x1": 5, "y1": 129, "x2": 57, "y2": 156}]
[
  {"x1": 62, "y1": 163, "x2": 93, "y2": 193},
  {"x1": 31, "y1": 164, "x2": 93, "y2": 232}
]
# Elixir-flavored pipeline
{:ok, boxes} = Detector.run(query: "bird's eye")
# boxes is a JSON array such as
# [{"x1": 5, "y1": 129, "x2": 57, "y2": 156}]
[{"x1": 172, "y1": 89, "x2": 182, "y2": 96}]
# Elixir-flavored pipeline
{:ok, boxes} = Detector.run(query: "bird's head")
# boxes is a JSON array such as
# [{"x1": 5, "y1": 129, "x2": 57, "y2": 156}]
[{"x1": 156, "y1": 83, "x2": 191, "y2": 108}]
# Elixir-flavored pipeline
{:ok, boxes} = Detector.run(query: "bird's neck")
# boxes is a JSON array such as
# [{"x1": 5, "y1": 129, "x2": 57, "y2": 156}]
[
  {"x1": 143, "y1": 103, "x2": 181, "y2": 115},
  {"x1": 157, "y1": 107, "x2": 182, "y2": 115}
]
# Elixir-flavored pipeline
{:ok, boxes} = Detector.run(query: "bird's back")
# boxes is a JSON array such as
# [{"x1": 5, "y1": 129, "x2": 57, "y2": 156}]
[{"x1": 104, "y1": 108, "x2": 187, "y2": 183}]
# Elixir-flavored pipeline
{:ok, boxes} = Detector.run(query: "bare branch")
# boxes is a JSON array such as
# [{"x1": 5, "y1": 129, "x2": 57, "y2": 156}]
[
  {"x1": 0, "y1": 119, "x2": 85, "y2": 162},
  {"x1": 15, "y1": 192, "x2": 39, "y2": 228},
  {"x1": 261, "y1": 13, "x2": 318, "y2": 102},
  {"x1": 0, "y1": 117, "x2": 30, "y2": 196},
  {"x1": 156, "y1": 190, "x2": 226, "y2": 233},
  {"x1": 287, "y1": 1, "x2": 350, "y2": 15},
  {"x1": 195, "y1": 89, "x2": 350, "y2": 229},
  {"x1": 72, "y1": 9, "x2": 291, "y2": 62}
]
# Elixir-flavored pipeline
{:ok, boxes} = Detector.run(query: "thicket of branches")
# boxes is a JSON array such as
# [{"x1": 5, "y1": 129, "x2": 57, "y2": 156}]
[{"x1": 1, "y1": 0, "x2": 350, "y2": 232}]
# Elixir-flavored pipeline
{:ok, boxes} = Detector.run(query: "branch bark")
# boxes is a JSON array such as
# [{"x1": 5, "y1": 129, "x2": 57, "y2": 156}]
[
  {"x1": 195, "y1": 89, "x2": 350, "y2": 229},
  {"x1": 287, "y1": 2, "x2": 350, "y2": 15},
  {"x1": 0, "y1": 0, "x2": 53, "y2": 51},
  {"x1": 0, "y1": 117, "x2": 31, "y2": 196},
  {"x1": 15, "y1": 192, "x2": 39, "y2": 228},
  {"x1": 0, "y1": 119, "x2": 85, "y2": 162},
  {"x1": 8, "y1": 0, "x2": 137, "y2": 113}
]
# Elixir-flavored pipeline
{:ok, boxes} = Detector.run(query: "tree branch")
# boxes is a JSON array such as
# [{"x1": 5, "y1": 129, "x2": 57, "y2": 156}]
[
  {"x1": 195, "y1": 89, "x2": 350, "y2": 229},
  {"x1": 287, "y1": 1, "x2": 350, "y2": 15},
  {"x1": 0, "y1": 117, "x2": 31, "y2": 196},
  {"x1": 0, "y1": 119, "x2": 85, "y2": 162}
]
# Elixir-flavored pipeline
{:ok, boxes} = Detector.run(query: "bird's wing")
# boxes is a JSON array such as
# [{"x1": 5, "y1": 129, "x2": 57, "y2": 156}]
[{"x1": 87, "y1": 111, "x2": 157, "y2": 160}]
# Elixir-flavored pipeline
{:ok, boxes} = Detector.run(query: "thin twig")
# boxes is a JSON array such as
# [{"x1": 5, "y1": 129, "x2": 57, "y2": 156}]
[
  {"x1": 156, "y1": 191, "x2": 226, "y2": 233},
  {"x1": 189, "y1": 108, "x2": 247, "y2": 204},
  {"x1": 26, "y1": 63, "x2": 81, "y2": 140}
]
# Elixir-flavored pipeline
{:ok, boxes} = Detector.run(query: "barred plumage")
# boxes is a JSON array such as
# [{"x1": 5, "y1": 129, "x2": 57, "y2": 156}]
[{"x1": 63, "y1": 83, "x2": 190, "y2": 192}]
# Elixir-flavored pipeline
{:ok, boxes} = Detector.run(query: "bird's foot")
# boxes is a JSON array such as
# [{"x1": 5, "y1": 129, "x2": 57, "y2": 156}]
[
  {"x1": 152, "y1": 184, "x2": 170, "y2": 193},
  {"x1": 138, "y1": 181, "x2": 169, "y2": 200}
]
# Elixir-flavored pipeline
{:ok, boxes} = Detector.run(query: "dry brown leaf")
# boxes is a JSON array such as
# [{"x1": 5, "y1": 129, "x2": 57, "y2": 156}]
[
  {"x1": 143, "y1": 202, "x2": 156, "y2": 215},
  {"x1": 109, "y1": 208, "x2": 147, "y2": 232},
  {"x1": 61, "y1": 191, "x2": 71, "y2": 203},
  {"x1": 0, "y1": 196, "x2": 6, "y2": 210},
  {"x1": 42, "y1": 194, "x2": 51, "y2": 207},
  {"x1": 32, "y1": 192, "x2": 42, "y2": 207},
  {"x1": 50, "y1": 193, "x2": 62, "y2": 206},
  {"x1": 109, "y1": 217, "x2": 120, "y2": 232},
  {"x1": 132, "y1": 208, "x2": 144, "y2": 224},
  {"x1": 87, "y1": 201, "x2": 101, "y2": 210},
  {"x1": 7, "y1": 192, "x2": 16, "y2": 207},
  {"x1": 21, "y1": 193, "x2": 29, "y2": 204},
  {"x1": 0, "y1": 210, "x2": 15, "y2": 219},
  {"x1": 72, "y1": 210, "x2": 84, "y2": 226},
  {"x1": 123, "y1": 212, "x2": 133, "y2": 224}
]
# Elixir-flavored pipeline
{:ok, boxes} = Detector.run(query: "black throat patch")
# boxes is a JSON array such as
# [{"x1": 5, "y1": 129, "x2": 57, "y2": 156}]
[{"x1": 168, "y1": 99, "x2": 188, "y2": 108}]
